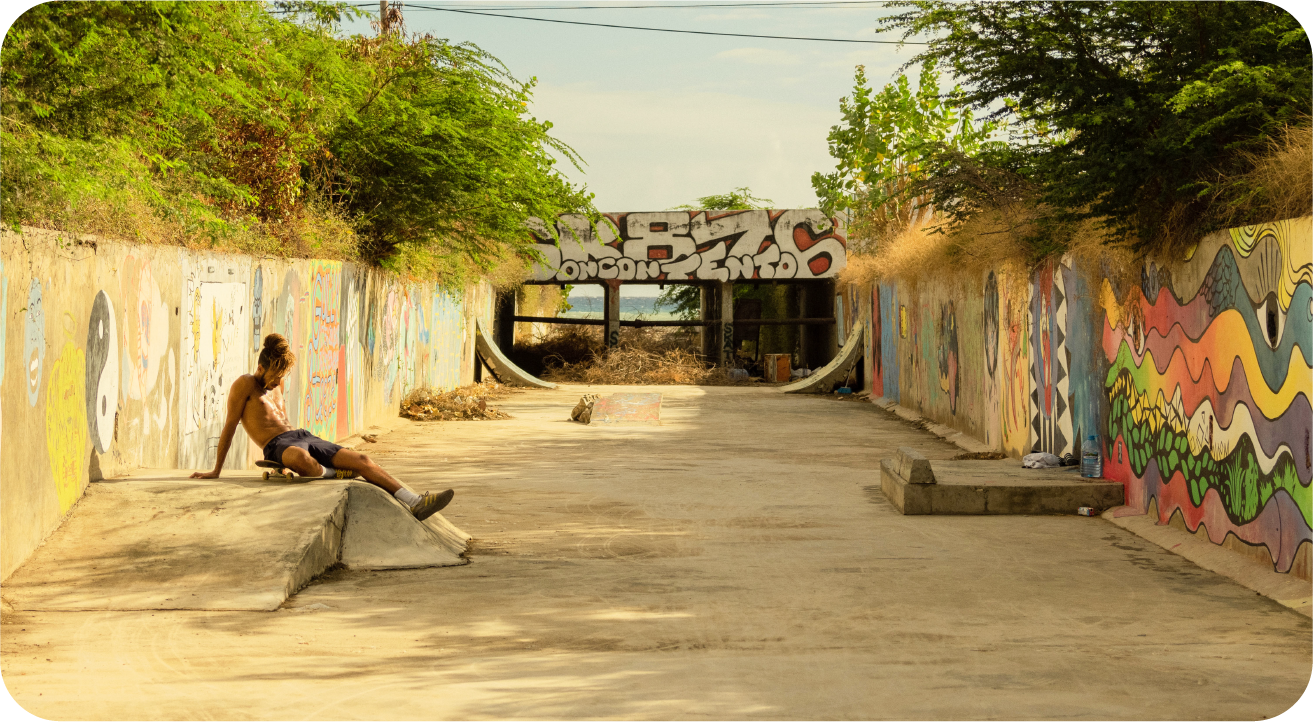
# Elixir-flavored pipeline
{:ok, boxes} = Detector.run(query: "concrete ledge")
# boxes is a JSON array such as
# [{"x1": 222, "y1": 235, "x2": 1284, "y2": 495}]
[
  {"x1": 881, "y1": 458, "x2": 1125, "y2": 515},
  {"x1": 1103, "y1": 507, "x2": 1311, "y2": 617}
]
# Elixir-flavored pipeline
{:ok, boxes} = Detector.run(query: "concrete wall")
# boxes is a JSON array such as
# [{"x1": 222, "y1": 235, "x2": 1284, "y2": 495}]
[
  {"x1": 1, "y1": 228, "x2": 491, "y2": 581},
  {"x1": 857, "y1": 217, "x2": 1312, "y2": 577}
]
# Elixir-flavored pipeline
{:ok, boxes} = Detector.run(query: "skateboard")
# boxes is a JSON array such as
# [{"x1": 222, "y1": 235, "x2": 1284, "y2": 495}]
[
  {"x1": 255, "y1": 459, "x2": 360, "y2": 480},
  {"x1": 256, "y1": 459, "x2": 296, "y2": 480}
]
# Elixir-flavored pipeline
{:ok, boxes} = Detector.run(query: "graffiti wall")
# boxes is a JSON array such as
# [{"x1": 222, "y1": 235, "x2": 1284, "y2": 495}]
[
  {"x1": 1101, "y1": 218, "x2": 1312, "y2": 575},
  {"x1": 863, "y1": 216, "x2": 1311, "y2": 577},
  {"x1": 527, "y1": 210, "x2": 847, "y2": 283},
  {"x1": 1, "y1": 228, "x2": 484, "y2": 581}
]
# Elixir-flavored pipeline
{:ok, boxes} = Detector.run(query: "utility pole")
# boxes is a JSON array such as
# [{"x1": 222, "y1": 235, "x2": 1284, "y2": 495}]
[{"x1": 379, "y1": 1, "x2": 402, "y2": 36}]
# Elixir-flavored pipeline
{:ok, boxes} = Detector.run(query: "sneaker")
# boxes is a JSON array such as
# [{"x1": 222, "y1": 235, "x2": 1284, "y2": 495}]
[{"x1": 409, "y1": 489, "x2": 454, "y2": 521}]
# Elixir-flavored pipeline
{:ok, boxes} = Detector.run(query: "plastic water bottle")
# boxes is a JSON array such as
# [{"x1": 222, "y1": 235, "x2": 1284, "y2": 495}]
[{"x1": 1081, "y1": 435, "x2": 1103, "y2": 478}]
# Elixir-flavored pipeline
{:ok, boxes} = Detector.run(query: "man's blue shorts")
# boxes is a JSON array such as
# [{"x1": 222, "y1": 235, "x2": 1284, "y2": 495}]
[{"x1": 263, "y1": 429, "x2": 343, "y2": 468}]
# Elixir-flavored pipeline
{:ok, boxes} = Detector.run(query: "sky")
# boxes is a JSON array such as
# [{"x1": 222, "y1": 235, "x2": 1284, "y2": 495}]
[
  {"x1": 343, "y1": 1, "x2": 923, "y2": 213},
  {"x1": 341, "y1": 1, "x2": 925, "y2": 296}
]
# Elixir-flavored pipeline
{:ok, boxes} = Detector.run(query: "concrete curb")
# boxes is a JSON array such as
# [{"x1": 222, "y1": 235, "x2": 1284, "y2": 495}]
[
  {"x1": 1102, "y1": 507, "x2": 1311, "y2": 617},
  {"x1": 869, "y1": 397, "x2": 995, "y2": 454}
]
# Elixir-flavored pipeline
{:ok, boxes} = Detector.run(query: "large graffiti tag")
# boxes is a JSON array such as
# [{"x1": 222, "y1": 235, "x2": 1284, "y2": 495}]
[{"x1": 528, "y1": 210, "x2": 847, "y2": 283}]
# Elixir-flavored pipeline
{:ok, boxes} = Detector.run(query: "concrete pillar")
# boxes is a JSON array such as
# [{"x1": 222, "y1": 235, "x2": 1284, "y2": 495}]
[
  {"x1": 603, "y1": 280, "x2": 621, "y2": 349},
  {"x1": 494, "y1": 290, "x2": 516, "y2": 352},
  {"x1": 700, "y1": 285, "x2": 715, "y2": 359},
  {"x1": 717, "y1": 281, "x2": 734, "y2": 366},
  {"x1": 799, "y1": 280, "x2": 837, "y2": 370}
]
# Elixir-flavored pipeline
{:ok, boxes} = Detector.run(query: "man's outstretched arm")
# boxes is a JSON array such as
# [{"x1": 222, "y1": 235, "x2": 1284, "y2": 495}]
[{"x1": 190, "y1": 377, "x2": 249, "y2": 479}]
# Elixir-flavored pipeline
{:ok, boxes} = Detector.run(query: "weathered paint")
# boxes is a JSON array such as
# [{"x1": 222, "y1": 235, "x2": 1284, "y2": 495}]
[{"x1": 1, "y1": 227, "x2": 484, "y2": 581}]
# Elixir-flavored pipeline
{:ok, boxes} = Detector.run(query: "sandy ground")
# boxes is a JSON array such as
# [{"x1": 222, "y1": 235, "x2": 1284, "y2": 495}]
[{"x1": 3, "y1": 385, "x2": 1310, "y2": 720}]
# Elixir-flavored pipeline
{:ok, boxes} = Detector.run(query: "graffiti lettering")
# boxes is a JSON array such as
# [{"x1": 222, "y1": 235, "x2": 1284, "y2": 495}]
[{"x1": 528, "y1": 210, "x2": 846, "y2": 283}]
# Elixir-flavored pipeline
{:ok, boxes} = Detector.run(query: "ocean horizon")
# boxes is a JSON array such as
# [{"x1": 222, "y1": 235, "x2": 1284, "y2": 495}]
[{"x1": 560, "y1": 295, "x2": 679, "y2": 321}]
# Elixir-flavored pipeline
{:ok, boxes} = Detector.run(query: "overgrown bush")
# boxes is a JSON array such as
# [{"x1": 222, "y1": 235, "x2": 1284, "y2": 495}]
[{"x1": 1, "y1": 1, "x2": 594, "y2": 283}]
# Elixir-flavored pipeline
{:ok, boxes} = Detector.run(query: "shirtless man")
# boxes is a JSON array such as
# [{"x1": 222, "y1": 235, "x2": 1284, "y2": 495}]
[{"x1": 190, "y1": 333, "x2": 454, "y2": 521}]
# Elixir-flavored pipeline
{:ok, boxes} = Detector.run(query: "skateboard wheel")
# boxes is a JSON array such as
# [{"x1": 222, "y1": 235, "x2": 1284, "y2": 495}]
[{"x1": 262, "y1": 471, "x2": 271, "y2": 480}]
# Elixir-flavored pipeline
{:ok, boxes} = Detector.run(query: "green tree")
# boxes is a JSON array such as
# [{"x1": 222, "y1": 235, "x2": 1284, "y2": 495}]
[
  {"x1": 656, "y1": 187, "x2": 774, "y2": 319},
  {"x1": 880, "y1": 1, "x2": 1312, "y2": 249},
  {"x1": 811, "y1": 60, "x2": 999, "y2": 249}
]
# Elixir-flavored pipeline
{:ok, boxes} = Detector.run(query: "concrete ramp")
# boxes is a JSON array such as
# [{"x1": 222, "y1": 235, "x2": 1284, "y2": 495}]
[
  {"x1": 342, "y1": 483, "x2": 469, "y2": 569},
  {"x1": 2, "y1": 473, "x2": 470, "y2": 612},
  {"x1": 780, "y1": 314, "x2": 864, "y2": 394},
  {"x1": 475, "y1": 319, "x2": 556, "y2": 389}
]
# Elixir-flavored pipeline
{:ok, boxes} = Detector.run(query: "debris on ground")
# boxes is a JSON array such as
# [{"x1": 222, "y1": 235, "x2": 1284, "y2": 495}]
[
  {"x1": 570, "y1": 393, "x2": 601, "y2": 423},
  {"x1": 360, "y1": 434, "x2": 378, "y2": 443},
  {"x1": 536, "y1": 327, "x2": 754, "y2": 386},
  {"x1": 952, "y1": 451, "x2": 1008, "y2": 460},
  {"x1": 400, "y1": 381, "x2": 514, "y2": 421}
]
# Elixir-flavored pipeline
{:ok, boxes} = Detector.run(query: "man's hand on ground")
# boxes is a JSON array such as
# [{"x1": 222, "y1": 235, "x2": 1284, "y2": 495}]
[{"x1": 190, "y1": 470, "x2": 221, "y2": 479}]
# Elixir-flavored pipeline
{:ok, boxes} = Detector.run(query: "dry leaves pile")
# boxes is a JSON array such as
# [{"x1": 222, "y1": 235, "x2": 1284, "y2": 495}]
[
  {"x1": 400, "y1": 381, "x2": 514, "y2": 421},
  {"x1": 544, "y1": 345, "x2": 750, "y2": 386}
]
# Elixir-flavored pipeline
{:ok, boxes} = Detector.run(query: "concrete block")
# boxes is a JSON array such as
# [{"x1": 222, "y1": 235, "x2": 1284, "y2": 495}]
[
  {"x1": 895, "y1": 447, "x2": 936, "y2": 484},
  {"x1": 878, "y1": 459, "x2": 1126, "y2": 516}
]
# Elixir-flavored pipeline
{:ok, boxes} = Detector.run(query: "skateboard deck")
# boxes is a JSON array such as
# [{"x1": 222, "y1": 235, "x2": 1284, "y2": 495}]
[{"x1": 254, "y1": 459, "x2": 360, "y2": 480}]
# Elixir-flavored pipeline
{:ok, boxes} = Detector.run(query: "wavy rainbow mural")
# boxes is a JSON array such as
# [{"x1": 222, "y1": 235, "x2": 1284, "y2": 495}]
[{"x1": 1101, "y1": 218, "x2": 1312, "y2": 573}]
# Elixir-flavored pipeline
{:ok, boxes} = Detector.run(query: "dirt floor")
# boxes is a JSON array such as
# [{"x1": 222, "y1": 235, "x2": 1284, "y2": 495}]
[{"x1": 3, "y1": 385, "x2": 1310, "y2": 719}]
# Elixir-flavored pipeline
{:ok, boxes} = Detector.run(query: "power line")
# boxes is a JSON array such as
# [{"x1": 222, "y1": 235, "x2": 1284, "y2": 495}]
[{"x1": 393, "y1": 5, "x2": 924, "y2": 44}]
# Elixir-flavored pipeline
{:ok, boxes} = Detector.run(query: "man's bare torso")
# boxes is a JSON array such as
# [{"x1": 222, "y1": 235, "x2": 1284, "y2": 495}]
[{"x1": 236, "y1": 374, "x2": 293, "y2": 448}]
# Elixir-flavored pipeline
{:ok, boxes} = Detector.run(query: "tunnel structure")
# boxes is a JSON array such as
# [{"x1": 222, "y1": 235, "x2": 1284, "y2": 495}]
[{"x1": 491, "y1": 210, "x2": 850, "y2": 375}]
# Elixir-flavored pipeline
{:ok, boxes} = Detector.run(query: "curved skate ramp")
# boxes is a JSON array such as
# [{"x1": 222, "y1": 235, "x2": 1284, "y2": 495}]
[
  {"x1": 475, "y1": 319, "x2": 556, "y2": 389},
  {"x1": 780, "y1": 313, "x2": 865, "y2": 394}
]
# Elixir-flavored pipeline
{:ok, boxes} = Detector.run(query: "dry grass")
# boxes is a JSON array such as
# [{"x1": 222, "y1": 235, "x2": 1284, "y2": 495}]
[
  {"x1": 528, "y1": 326, "x2": 752, "y2": 386},
  {"x1": 837, "y1": 201, "x2": 1142, "y2": 294},
  {"x1": 1217, "y1": 121, "x2": 1313, "y2": 227},
  {"x1": 400, "y1": 381, "x2": 515, "y2": 421}
]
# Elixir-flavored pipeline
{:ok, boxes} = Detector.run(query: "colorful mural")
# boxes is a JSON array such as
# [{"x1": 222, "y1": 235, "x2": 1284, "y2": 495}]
[
  {"x1": 46, "y1": 332, "x2": 87, "y2": 514},
  {"x1": 1101, "y1": 218, "x2": 1312, "y2": 573},
  {"x1": 304, "y1": 262, "x2": 341, "y2": 440},
  {"x1": 1029, "y1": 259, "x2": 1074, "y2": 456}
]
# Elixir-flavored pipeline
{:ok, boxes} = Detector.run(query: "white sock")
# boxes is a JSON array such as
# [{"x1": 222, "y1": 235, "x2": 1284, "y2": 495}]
[
  {"x1": 319, "y1": 465, "x2": 338, "y2": 479},
  {"x1": 394, "y1": 488, "x2": 421, "y2": 506}
]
